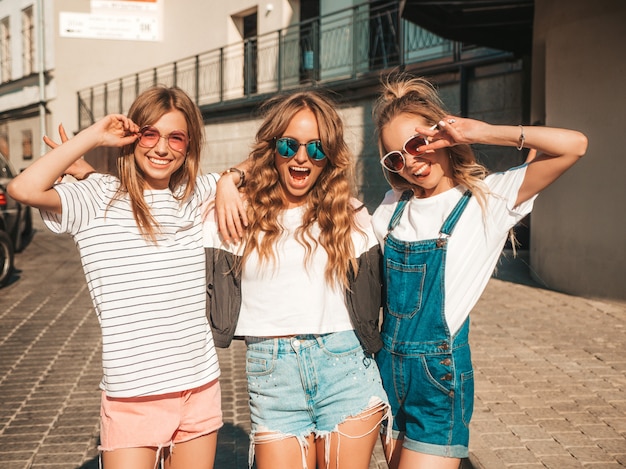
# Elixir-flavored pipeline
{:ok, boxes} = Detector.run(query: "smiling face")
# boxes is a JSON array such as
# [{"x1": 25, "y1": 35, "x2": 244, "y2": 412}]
[
  {"x1": 274, "y1": 108, "x2": 328, "y2": 208},
  {"x1": 381, "y1": 112, "x2": 454, "y2": 198},
  {"x1": 134, "y1": 110, "x2": 188, "y2": 190}
]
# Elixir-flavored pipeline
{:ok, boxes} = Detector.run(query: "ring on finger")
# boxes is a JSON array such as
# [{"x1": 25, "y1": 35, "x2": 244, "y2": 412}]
[{"x1": 447, "y1": 118, "x2": 456, "y2": 124}]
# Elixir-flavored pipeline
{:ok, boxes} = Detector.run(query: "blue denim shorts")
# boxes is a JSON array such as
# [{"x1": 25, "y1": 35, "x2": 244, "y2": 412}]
[
  {"x1": 245, "y1": 330, "x2": 389, "y2": 438},
  {"x1": 376, "y1": 343, "x2": 474, "y2": 459}
]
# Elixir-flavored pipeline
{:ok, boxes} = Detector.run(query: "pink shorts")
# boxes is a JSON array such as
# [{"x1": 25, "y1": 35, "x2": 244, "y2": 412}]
[{"x1": 99, "y1": 379, "x2": 223, "y2": 451}]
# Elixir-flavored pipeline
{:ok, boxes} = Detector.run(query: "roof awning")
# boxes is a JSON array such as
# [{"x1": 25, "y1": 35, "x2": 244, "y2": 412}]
[{"x1": 400, "y1": 0, "x2": 534, "y2": 55}]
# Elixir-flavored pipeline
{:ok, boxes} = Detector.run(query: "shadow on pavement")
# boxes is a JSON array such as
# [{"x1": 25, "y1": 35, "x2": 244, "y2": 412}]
[
  {"x1": 215, "y1": 423, "x2": 253, "y2": 469},
  {"x1": 77, "y1": 457, "x2": 98, "y2": 469},
  {"x1": 492, "y1": 249, "x2": 548, "y2": 289}
]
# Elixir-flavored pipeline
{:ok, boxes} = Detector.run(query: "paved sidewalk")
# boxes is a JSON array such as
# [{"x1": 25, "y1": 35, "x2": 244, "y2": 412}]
[{"x1": 0, "y1": 221, "x2": 624, "y2": 468}]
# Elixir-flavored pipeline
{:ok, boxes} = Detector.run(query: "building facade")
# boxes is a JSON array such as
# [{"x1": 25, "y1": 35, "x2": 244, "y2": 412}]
[
  {"x1": 0, "y1": 0, "x2": 623, "y2": 300},
  {"x1": 0, "y1": 0, "x2": 48, "y2": 171}
]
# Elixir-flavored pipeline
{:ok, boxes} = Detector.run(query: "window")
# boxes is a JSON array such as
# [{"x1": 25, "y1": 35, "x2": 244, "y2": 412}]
[
  {"x1": 0, "y1": 17, "x2": 10, "y2": 82},
  {"x1": 22, "y1": 129, "x2": 33, "y2": 161},
  {"x1": 243, "y1": 12, "x2": 257, "y2": 95},
  {"x1": 22, "y1": 7, "x2": 34, "y2": 76},
  {"x1": 369, "y1": 1, "x2": 400, "y2": 69},
  {"x1": 299, "y1": 0, "x2": 319, "y2": 82}
]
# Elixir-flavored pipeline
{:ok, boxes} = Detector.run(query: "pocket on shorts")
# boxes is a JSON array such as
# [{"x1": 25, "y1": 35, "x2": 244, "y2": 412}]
[
  {"x1": 246, "y1": 346, "x2": 275, "y2": 377},
  {"x1": 320, "y1": 330, "x2": 362, "y2": 357},
  {"x1": 385, "y1": 258, "x2": 425, "y2": 319}
]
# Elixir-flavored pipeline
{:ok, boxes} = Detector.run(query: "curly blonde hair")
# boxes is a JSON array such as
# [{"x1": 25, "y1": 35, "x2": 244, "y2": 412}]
[
  {"x1": 115, "y1": 86, "x2": 204, "y2": 241},
  {"x1": 242, "y1": 90, "x2": 362, "y2": 287},
  {"x1": 373, "y1": 74, "x2": 488, "y2": 205}
]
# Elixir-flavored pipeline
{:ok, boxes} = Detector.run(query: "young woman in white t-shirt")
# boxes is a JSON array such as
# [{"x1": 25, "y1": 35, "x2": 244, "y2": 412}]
[
  {"x1": 370, "y1": 75, "x2": 588, "y2": 469},
  {"x1": 207, "y1": 90, "x2": 390, "y2": 469},
  {"x1": 8, "y1": 86, "x2": 243, "y2": 469}
]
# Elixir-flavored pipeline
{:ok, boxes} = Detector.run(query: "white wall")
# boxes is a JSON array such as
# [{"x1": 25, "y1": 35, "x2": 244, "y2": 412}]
[
  {"x1": 531, "y1": 0, "x2": 626, "y2": 299},
  {"x1": 50, "y1": 0, "x2": 239, "y2": 136},
  {"x1": 47, "y1": 0, "x2": 361, "y2": 140}
]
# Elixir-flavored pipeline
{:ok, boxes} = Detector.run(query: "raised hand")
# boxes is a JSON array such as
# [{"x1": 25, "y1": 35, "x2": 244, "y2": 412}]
[
  {"x1": 91, "y1": 114, "x2": 140, "y2": 148},
  {"x1": 412, "y1": 116, "x2": 490, "y2": 152}
]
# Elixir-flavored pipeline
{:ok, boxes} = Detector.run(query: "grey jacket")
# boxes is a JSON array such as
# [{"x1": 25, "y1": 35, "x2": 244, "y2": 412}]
[{"x1": 205, "y1": 244, "x2": 383, "y2": 355}]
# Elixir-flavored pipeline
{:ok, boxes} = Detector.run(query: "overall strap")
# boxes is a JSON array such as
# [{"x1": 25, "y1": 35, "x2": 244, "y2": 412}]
[
  {"x1": 440, "y1": 190, "x2": 472, "y2": 236},
  {"x1": 387, "y1": 190, "x2": 413, "y2": 233}
]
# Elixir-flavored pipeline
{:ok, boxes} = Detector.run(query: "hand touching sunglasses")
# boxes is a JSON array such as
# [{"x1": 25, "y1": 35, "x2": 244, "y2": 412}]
[{"x1": 380, "y1": 124, "x2": 438, "y2": 173}]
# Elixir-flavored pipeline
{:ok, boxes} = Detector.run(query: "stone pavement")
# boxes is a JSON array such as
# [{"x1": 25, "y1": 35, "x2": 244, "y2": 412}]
[{"x1": 0, "y1": 219, "x2": 624, "y2": 468}]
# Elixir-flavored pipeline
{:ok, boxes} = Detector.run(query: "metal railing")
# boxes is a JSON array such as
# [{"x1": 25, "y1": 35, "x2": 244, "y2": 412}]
[{"x1": 77, "y1": 1, "x2": 498, "y2": 129}]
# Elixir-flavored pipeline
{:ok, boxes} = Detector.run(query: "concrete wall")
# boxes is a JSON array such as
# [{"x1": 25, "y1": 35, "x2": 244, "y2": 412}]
[{"x1": 530, "y1": 0, "x2": 626, "y2": 299}]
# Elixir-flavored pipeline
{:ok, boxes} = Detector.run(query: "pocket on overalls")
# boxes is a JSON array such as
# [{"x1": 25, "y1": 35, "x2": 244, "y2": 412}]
[
  {"x1": 421, "y1": 354, "x2": 454, "y2": 395},
  {"x1": 461, "y1": 370, "x2": 474, "y2": 427},
  {"x1": 385, "y1": 258, "x2": 425, "y2": 318}
]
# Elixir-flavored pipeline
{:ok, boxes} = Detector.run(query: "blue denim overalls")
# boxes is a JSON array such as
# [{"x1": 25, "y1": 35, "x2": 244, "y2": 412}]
[{"x1": 375, "y1": 189, "x2": 474, "y2": 458}]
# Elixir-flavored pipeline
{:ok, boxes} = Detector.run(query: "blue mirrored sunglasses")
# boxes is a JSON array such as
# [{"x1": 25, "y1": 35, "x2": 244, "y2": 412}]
[{"x1": 274, "y1": 137, "x2": 326, "y2": 161}]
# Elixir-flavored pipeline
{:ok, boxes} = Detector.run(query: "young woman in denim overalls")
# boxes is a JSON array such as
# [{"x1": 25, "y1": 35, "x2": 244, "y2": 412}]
[{"x1": 370, "y1": 76, "x2": 588, "y2": 469}]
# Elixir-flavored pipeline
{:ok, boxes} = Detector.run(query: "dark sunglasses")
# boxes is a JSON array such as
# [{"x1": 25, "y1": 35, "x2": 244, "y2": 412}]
[
  {"x1": 380, "y1": 124, "x2": 438, "y2": 173},
  {"x1": 137, "y1": 125, "x2": 189, "y2": 153},
  {"x1": 275, "y1": 137, "x2": 326, "y2": 161}
]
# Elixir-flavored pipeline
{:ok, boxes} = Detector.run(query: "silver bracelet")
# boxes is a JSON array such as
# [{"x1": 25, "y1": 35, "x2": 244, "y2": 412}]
[{"x1": 516, "y1": 125, "x2": 525, "y2": 151}]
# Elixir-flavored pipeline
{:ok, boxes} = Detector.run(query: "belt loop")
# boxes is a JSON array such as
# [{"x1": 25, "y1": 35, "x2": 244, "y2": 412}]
[{"x1": 315, "y1": 334, "x2": 325, "y2": 348}]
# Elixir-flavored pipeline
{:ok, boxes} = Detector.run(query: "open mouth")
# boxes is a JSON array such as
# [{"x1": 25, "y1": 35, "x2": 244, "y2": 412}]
[
  {"x1": 289, "y1": 166, "x2": 310, "y2": 180},
  {"x1": 412, "y1": 162, "x2": 430, "y2": 177}
]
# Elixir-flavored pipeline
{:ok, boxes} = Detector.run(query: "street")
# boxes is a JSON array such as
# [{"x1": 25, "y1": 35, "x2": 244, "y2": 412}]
[{"x1": 1, "y1": 218, "x2": 625, "y2": 468}]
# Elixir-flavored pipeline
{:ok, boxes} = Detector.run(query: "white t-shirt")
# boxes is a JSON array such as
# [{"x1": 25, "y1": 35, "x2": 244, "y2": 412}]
[
  {"x1": 41, "y1": 173, "x2": 221, "y2": 398},
  {"x1": 204, "y1": 200, "x2": 378, "y2": 337},
  {"x1": 372, "y1": 165, "x2": 535, "y2": 335}
]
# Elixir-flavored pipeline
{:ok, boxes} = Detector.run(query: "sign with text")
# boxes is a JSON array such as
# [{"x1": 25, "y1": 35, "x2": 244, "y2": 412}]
[{"x1": 60, "y1": 0, "x2": 162, "y2": 41}]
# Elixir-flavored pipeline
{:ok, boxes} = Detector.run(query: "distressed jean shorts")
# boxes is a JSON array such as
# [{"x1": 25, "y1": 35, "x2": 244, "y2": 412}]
[
  {"x1": 99, "y1": 379, "x2": 223, "y2": 451},
  {"x1": 245, "y1": 330, "x2": 389, "y2": 438}
]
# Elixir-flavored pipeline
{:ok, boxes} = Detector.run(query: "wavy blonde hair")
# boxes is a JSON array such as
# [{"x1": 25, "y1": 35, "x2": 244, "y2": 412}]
[
  {"x1": 115, "y1": 86, "x2": 204, "y2": 241},
  {"x1": 373, "y1": 74, "x2": 488, "y2": 206},
  {"x1": 242, "y1": 90, "x2": 361, "y2": 287}
]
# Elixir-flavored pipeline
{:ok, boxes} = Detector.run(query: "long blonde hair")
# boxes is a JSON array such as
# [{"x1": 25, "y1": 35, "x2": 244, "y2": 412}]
[
  {"x1": 373, "y1": 75, "x2": 488, "y2": 205},
  {"x1": 242, "y1": 90, "x2": 361, "y2": 287},
  {"x1": 115, "y1": 86, "x2": 204, "y2": 241}
]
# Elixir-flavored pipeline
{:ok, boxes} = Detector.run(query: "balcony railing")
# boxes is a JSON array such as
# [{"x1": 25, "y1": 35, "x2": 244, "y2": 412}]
[{"x1": 77, "y1": 1, "x2": 503, "y2": 129}]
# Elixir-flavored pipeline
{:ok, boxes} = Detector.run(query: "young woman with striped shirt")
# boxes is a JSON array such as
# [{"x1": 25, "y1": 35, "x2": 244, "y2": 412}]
[{"x1": 8, "y1": 86, "x2": 243, "y2": 469}]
